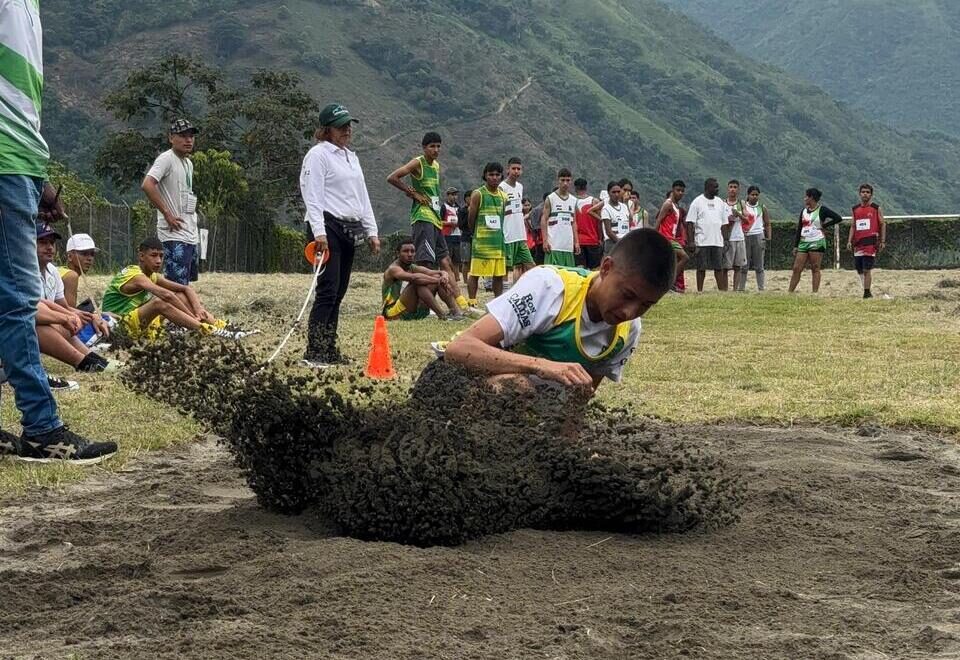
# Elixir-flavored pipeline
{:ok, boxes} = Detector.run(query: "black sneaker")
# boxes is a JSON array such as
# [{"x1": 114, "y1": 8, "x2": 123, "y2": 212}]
[
  {"x1": 47, "y1": 375, "x2": 80, "y2": 392},
  {"x1": 863, "y1": 289, "x2": 873, "y2": 299},
  {"x1": 0, "y1": 429, "x2": 18, "y2": 456},
  {"x1": 18, "y1": 426, "x2": 117, "y2": 465}
]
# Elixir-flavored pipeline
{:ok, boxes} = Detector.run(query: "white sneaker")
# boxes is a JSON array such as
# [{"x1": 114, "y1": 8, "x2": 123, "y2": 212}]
[
  {"x1": 430, "y1": 341, "x2": 448, "y2": 358},
  {"x1": 301, "y1": 358, "x2": 331, "y2": 369},
  {"x1": 463, "y1": 305, "x2": 485, "y2": 318}
]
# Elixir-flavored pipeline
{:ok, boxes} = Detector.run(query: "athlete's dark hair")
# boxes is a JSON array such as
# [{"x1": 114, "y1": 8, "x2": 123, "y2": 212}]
[
  {"x1": 806, "y1": 187, "x2": 822, "y2": 202},
  {"x1": 574, "y1": 178, "x2": 588, "y2": 191},
  {"x1": 618, "y1": 178, "x2": 634, "y2": 189},
  {"x1": 483, "y1": 162, "x2": 503, "y2": 176},
  {"x1": 397, "y1": 237, "x2": 415, "y2": 252},
  {"x1": 543, "y1": 191, "x2": 551, "y2": 201},
  {"x1": 728, "y1": 179, "x2": 740, "y2": 187},
  {"x1": 607, "y1": 180, "x2": 620, "y2": 193},
  {"x1": 747, "y1": 185, "x2": 760, "y2": 195},
  {"x1": 672, "y1": 180, "x2": 686, "y2": 189},
  {"x1": 138, "y1": 237, "x2": 164, "y2": 252},
  {"x1": 507, "y1": 157, "x2": 522, "y2": 166},
  {"x1": 609, "y1": 228, "x2": 676, "y2": 294},
  {"x1": 522, "y1": 197, "x2": 531, "y2": 204},
  {"x1": 558, "y1": 168, "x2": 572, "y2": 179},
  {"x1": 422, "y1": 131, "x2": 442, "y2": 146},
  {"x1": 859, "y1": 183, "x2": 874, "y2": 194}
]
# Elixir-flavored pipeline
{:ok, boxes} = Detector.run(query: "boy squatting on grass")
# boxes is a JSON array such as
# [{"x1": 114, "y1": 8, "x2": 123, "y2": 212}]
[
  {"x1": 101, "y1": 237, "x2": 244, "y2": 340},
  {"x1": 444, "y1": 229, "x2": 675, "y2": 393},
  {"x1": 382, "y1": 238, "x2": 461, "y2": 321}
]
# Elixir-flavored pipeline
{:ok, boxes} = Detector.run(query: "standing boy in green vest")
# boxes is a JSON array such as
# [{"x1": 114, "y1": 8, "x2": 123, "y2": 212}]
[
  {"x1": 466, "y1": 162, "x2": 508, "y2": 302},
  {"x1": 387, "y1": 132, "x2": 477, "y2": 316}
]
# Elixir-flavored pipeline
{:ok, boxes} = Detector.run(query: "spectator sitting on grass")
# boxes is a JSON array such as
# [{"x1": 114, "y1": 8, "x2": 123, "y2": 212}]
[
  {"x1": 59, "y1": 232, "x2": 98, "y2": 308},
  {"x1": 383, "y1": 238, "x2": 462, "y2": 321},
  {"x1": 443, "y1": 229, "x2": 674, "y2": 394},
  {"x1": 102, "y1": 237, "x2": 248, "y2": 341},
  {"x1": 36, "y1": 224, "x2": 117, "y2": 372}
]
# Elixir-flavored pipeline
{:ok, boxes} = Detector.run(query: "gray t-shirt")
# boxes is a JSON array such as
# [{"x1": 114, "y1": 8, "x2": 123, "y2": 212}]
[{"x1": 147, "y1": 149, "x2": 199, "y2": 245}]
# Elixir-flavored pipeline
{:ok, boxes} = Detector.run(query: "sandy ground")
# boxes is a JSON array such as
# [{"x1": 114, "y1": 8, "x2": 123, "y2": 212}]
[{"x1": 2, "y1": 422, "x2": 959, "y2": 659}]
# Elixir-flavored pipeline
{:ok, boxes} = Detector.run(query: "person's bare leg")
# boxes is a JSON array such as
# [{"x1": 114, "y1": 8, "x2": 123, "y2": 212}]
[
  {"x1": 863, "y1": 269, "x2": 873, "y2": 292},
  {"x1": 415, "y1": 284, "x2": 447, "y2": 318},
  {"x1": 696, "y1": 269, "x2": 706, "y2": 292},
  {"x1": 492, "y1": 276, "x2": 504, "y2": 297},
  {"x1": 437, "y1": 256, "x2": 463, "y2": 311},
  {"x1": 715, "y1": 269, "x2": 728, "y2": 291},
  {"x1": 809, "y1": 252, "x2": 823, "y2": 292},
  {"x1": 138, "y1": 298, "x2": 203, "y2": 331},
  {"x1": 37, "y1": 325, "x2": 87, "y2": 368},
  {"x1": 436, "y1": 278, "x2": 460, "y2": 315},
  {"x1": 467, "y1": 275, "x2": 479, "y2": 301},
  {"x1": 788, "y1": 253, "x2": 808, "y2": 292}
]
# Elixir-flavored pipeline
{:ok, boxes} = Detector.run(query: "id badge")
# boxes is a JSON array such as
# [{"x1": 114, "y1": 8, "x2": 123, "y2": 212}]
[
  {"x1": 182, "y1": 191, "x2": 198, "y2": 215},
  {"x1": 484, "y1": 214, "x2": 501, "y2": 230}
]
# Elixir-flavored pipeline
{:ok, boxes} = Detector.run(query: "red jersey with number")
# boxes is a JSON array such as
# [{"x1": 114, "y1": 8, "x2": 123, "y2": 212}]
[
  {"x1": 658, "y1": 200, "x2": 681, "y2": 242},
  {"x1": 575, "y1": 197, "x2": 601, "y2": 246},
  {"x1": 851, "y1": 203, "x2": 881, "y2": 257}
]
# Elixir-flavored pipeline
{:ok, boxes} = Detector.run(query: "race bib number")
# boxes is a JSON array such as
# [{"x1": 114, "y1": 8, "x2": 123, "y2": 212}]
[
  {"x1": 855, "y1": 218, "x2": 871, "y2": 231},
  {"x1": 430, "y1": 196, "x2": 441, "y2": 214},
  {"x1": 508, "y1": 198, "x2": 522, "y2": 217},
  {"x1": 182, "y1": 192, "x2": 198, "y2": 215},
  {"x1": 557, "y1": 213, "x2": 572, "y2": 225},
  {"x1": 800, "y1": 226, "x2": 816, "y2": 239},
  {"x1": 484, "y1": 214, "x2": 501, "y2": 230}
]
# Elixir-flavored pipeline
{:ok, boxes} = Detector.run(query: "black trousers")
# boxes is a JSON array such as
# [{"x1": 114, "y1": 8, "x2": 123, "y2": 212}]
[{"x1": 306, "y1": 217, "x2": 355, "y2": 358}]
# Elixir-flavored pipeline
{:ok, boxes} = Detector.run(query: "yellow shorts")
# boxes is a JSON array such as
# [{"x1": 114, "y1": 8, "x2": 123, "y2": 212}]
[
  {"x1": 470, "y1": 257, "x2": 506, "y2": 278},
  {"x1": 121, "y1": 308, "x2": 163, "y2": 341}
]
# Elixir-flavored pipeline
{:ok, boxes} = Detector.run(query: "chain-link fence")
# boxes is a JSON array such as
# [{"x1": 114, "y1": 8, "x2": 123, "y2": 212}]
[{"x1": 64, "y1": 196, "x2": 134, "y2": 272}]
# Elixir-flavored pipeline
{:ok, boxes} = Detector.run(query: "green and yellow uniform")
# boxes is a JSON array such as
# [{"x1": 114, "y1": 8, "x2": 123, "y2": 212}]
[
  {"x1": 103, "y1": 265, "x2": 163, "y2": 340},
  {"x1": 411, "y1": 155, "x2": 443, "y2": 228},
  {"x1": 382, "y1": 263, "x2": 430, "y2": 321},
  {"x1": 469, "y1": 185, "x2": 507, "y2": 277}
]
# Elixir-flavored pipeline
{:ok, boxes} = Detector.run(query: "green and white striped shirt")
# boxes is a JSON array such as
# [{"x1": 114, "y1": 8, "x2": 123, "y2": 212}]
[{"x1": 0, "y1": 0, "x2": 49, "y2": 177}]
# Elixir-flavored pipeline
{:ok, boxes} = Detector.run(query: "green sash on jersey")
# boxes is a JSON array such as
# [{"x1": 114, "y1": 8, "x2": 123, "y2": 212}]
[
  {"x1": 513, "y1": 267, "x2": 630, "y2": 367},
  {"x1": 411, "y1": 155, "x2": 442, "y2": 228},
  {"x1": 472, "y1": 185, "x2": 506, "y2": 260}
]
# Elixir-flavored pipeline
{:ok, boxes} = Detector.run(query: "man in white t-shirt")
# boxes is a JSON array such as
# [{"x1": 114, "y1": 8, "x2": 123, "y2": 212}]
[
  {"x1": 684, "y1": 178, "x2": 728, "y2": 292},
  {"x1": 444, "y1": 229, "x2": 675, "y2": 392},
  {"x1": 722, "y1": 179, "x2": 747, "y2": 292},
  {"x1": 500, "y1": 157, "x2": 535, "y2": 283},
  {"x1": 141, "y1": 118, "x2": 201, "y2": 286}
]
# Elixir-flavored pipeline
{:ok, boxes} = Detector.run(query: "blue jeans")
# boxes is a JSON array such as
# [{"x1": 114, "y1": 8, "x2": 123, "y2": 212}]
[{"x1": 0, "y1": 175, "x2": 61, "y2": 435}]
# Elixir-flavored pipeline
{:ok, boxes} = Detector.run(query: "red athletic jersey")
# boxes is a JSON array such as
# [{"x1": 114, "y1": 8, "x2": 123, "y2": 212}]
[
  {"x1": 575, "y1": 197, "x2": 601, "y2": 246},
  {"x1": 658, "y1": 200, "x2": 681, "y2": 242},
  {"x1": 851, "y1": 203, "x2": 881, "y2": 256}
]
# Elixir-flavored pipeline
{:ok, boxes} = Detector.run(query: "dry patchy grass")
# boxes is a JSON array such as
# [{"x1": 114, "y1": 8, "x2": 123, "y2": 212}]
[{"x1": 2, "y1": 267, "x2": 958, "y2": 496}]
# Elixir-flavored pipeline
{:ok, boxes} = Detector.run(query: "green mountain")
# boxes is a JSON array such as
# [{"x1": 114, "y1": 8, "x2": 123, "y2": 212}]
[
  {"x1": 661, "y1": 0, "x2": 960, "y2": 137},
  {"x1": 40, "y1": 0, "x2": 960, "y2": 232}
]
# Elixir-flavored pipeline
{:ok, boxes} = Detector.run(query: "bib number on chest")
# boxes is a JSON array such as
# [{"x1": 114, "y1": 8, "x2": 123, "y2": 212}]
[
  {"x1": 430, "y1": 196, "x2": 441, "y2": 214},
  {"x1": 484, "y1": 214, "x2": 501, "y2": 230},
  {"x1": 556, "y1": 213, "x2": 571, "y2": 226},
  {"x1": 801, "y1": 226, "x2": 817, "y2": 238},
  {"x1": 855, "y1": 218, "x2": 871, "y2": 231}
]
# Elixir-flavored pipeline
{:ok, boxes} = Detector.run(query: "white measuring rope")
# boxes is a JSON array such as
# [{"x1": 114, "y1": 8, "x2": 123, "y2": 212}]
[{"x1": 265, "y1": 256, "x2": 326, "y2": 364}]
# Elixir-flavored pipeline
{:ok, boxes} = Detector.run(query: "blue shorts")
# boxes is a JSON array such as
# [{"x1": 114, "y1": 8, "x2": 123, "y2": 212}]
[{"x1": 162, "y1": 241, "x2": 199, "y2": 285}]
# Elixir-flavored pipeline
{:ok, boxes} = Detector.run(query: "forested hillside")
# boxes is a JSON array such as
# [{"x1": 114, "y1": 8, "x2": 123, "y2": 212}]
[
  {"x1": 40, "y1": 0, "x2": 960, "y2": 231},
  {"x1": 662, "y1": 0, "x2": 960, "y2": 137}
]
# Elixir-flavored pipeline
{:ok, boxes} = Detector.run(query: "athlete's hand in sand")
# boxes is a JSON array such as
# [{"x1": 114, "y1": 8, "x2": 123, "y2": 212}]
[{"x1": 534, "y1": 360, "x2": 593, "y2": 388}]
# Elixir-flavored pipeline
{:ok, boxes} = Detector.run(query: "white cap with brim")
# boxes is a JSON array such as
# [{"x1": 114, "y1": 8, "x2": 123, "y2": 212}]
[{"x1": 66, "y1": 233, "x2": 98, "y2": 252}]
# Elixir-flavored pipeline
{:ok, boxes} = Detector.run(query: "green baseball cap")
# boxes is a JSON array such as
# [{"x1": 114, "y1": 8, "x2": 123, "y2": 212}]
[{"x1": 319, "y1": 103, "x2": 359, "y2": 128}]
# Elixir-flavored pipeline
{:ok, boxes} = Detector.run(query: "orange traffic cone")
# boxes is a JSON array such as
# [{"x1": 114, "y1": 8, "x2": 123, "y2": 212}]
[{"x1": 364, "y1": 315, "x2": 396, "y2": 380}]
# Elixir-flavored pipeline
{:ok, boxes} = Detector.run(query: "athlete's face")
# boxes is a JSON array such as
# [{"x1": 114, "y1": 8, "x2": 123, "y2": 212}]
[
  {"x1": 522, "y1": 200, "x2": 532, "y2": 213},
  {"x1": 398, "y1": 243, "x2": 416, "y2": 265},
  {"x1": 672, "y1": 185, "x2": 686, "y2": 202},
  {"x1": 594, "y1": 258, "x2": 667, "y2": 325},
  {"x1": 485, "y1": 170, "x2": 502, "y2": 188},
  {"x1": 727, "y1": 183, "x2": 739, "y2": 199},
  {"x1": 508, "y1": 164, "x2": 522, "y2": 180},
  {"x1": 557, "y1": 176, "x2": 572, "y2": 193},
  {"x1": 859, "y1": 188, "x2": 873, "y2": 205},
  {"x1": 139, "y1": 248, "x2": 164, "y2": 275},
  {"x1": 608, "y1": 187, "x2": 621, "y2": 204},
  {"x1": 69, "y1": 249, "x2": 96, "y2": 273},
  {"x1": 423, "y1": 142, "x2": 441, "y2": 161},
  {"x1": 446, "y1": 192, "x2": 458, "y2": 205},
  {"x1": 621, "y1": 185, "x2": 633, "y2": 202},
  {"x1": 804, "y1": 193, "x2": 816, "y2": 208},
  {"x1": 705, "y1": 180, "x2": 720, "y2": 198},
  {"x1": 36, "y1": 236, "x2": 56, "y2": 267},
  {"x1": 747, "y1": 190, "x2": 760, "y2": 205}
]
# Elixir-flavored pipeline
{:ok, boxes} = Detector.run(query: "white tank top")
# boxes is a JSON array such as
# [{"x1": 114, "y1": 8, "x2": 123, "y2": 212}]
[{"x1": 546, "y1": 191, "x2": 576, "y2": 252}]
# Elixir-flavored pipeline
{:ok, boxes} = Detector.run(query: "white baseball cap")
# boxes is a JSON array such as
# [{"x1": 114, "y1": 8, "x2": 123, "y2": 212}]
[{"x1": 66, "y1": 233, "x2": 98, "y2": 252}]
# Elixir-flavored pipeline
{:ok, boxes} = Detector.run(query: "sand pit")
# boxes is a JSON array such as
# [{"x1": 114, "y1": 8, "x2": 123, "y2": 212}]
[{"x1": 1, "y1": 420, "x2": 958, "y2": 658}]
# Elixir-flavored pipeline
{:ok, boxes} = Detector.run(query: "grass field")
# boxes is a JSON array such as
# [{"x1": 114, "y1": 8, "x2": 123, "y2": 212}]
[{"x1": 2, "y1": 267, "x2": 959, "y2": 497}]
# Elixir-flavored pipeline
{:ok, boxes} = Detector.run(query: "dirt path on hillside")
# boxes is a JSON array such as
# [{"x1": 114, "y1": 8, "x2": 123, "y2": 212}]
[{"x1": 1, "y1": 422, "x2": 958, "y2": 659}]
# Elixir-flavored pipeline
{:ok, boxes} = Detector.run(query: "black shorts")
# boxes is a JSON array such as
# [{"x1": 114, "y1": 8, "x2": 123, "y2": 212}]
[
  {"x1": 576, "y1": 244, "x2": 604, "y2": 269},
  {"x1": 446, "y1": 235, "x2": 462, "y2": 265},
  {"x1": 694, "y1": 245, "x2": 724, "y2": 271},
  {"x1": 412, "y1": 221, "x2": 449, "y2": 266},
  {"x1": 855, "y1": 255, "x2": 876, "y2": 273}
]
